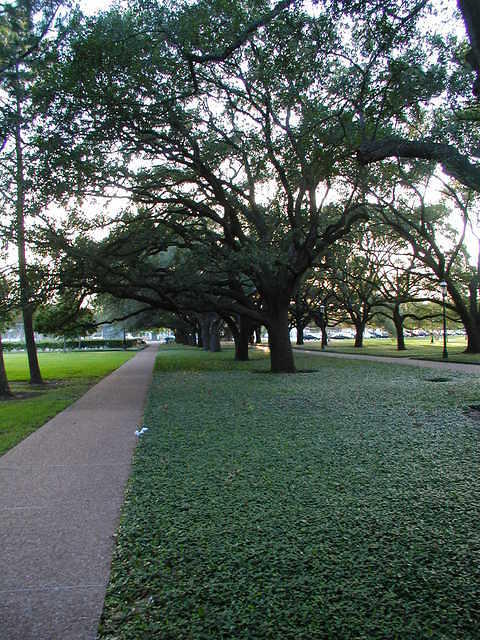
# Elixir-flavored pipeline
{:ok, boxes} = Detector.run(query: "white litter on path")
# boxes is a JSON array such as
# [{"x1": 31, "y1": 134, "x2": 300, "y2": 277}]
[{"x1": 135, "y1": 425, "x2": 149, "y2": 437}]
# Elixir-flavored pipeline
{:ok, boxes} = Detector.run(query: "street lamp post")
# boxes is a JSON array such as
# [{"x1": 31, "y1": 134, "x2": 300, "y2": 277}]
[
  {"x1": 319, "y1": 304, "x2": 326, "y2": 350},
  {"x1": 439, "y1": 280, "x2": 448, "y2": 360}
]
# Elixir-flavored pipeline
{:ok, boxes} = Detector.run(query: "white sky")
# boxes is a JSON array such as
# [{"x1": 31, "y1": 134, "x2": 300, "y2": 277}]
[{"x1": 80, "y1": 0, "x2": 114, "y2": 15}]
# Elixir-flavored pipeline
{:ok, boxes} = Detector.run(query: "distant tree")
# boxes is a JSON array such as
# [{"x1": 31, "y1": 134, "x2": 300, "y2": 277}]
[
  {"x1": 288, "y1": 272, "x2": 332, "y2": 346},
  {"x1": 374, "y1": 169, "x2": 480, "y2": 352},
  {"x1": 326, "y1": 229, "x2": 385, "y2": 347},
  {"x1": 34, "y1": 292, "x2": 95, "y2": 347},
  {"x1": 360, "y1": 234, "x2": 438, "y2": 350}
]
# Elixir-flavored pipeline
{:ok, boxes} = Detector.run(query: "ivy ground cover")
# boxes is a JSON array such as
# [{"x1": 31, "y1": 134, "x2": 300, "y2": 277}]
[{"x1": 99, "y1": 347, "x2": 480, "y2": 639}]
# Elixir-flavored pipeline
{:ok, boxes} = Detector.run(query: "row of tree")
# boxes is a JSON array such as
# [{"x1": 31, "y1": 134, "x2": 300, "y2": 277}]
[{"x1": 0, "y1": 0, "x2": 479, "y2": 389}]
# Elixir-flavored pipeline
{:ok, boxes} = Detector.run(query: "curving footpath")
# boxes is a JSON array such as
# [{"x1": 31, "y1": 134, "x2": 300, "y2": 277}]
[
  {"x1": 294, "y1": 347, "x2": 480, "y2": 375},
  {"x1": 0, "y1": 344, "x2": 159, "y2": 640}
]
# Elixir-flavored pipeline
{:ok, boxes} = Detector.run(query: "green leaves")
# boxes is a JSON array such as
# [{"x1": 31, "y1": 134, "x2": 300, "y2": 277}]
[{"x1": 99, "y1": 348, "x2": 480, "y2": 639}]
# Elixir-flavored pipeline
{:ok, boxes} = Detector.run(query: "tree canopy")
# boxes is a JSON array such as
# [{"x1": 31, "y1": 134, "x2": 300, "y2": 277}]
[{"x1": 3, "y1": 0, "x2": 476, "y2": 370}]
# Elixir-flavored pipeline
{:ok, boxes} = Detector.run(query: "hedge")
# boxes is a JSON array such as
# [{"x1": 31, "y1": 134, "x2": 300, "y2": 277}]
[{"x1": 2, "y1": 339, "x2": 145, "y2": 352}]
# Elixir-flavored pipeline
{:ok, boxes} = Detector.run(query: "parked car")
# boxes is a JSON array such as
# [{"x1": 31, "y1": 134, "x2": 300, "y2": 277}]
[
  {"x1": 373, "y1": 329, "x2": 390, "y2": 338},
  {"x1": 412, "y1": 329, "x2": 428, "y2": 337},
  {"x1": 331, "y1": 330, "x2": 354, "y2": 339}
]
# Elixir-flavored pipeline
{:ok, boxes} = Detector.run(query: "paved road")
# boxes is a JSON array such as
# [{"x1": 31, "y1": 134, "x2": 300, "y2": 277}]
[
  {"x1": 0, "y1": 344, "x2": 159, "y2": 640},
  {"x1": 294, "y1": 347, "x2": 480, "y2": 375}
]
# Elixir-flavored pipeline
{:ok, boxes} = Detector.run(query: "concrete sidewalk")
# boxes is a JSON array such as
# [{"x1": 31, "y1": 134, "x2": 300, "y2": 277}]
[{"x1": 0, "y1": 344, "x2": 159, "y2": 640}]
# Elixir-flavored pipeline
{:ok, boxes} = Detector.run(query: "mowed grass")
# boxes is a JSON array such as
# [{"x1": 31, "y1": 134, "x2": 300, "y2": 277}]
[
  {"x1": 99, "y1": 346, "x2": 480, "y2": 639},
  {"x1": 296, "y1": 336, "x2": 480, "y2": 364},
  {"x1": 0, "y1": 350, "x2": 135, "y2": 455}
]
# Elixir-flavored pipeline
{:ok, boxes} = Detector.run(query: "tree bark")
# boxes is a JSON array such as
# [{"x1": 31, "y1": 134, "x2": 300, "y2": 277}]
[
  {"x1": 393, "y1": 306, "x2": 406, "y2": 351},
  {"x1": 313, "y1": 311, "x2": 328, "y2": 349},
  {"x1": 236, "y1": 315, "x2": 251, "y2": 361},
  {"x1": 255, "y1": 326, "x2": 262, "y2": 344},
  {"x1": 320, "y1": 325, "x2": 328, "y2": 349},
  {"x1": 209, "y1": 329, "x2": 221, "y2": 352},
  {"x1": 208, "y1": 314, "x2": 223, "y2": 352},
  {"x1": 354, "y1": 322, "x2": 365, "y2": 348},
  {"x1": 357, "y1": 138, "x2": 480, "y2": 194},
  {"x1": 0, "y1": 334, "x2": 13, "y2": 398},
  {"x1": 463, "y1": 306, "x2": 480, "y2": 353},
  {"x1": 199, "y1": 314, "x2": 211, "y2": 351},
  {"x1": 14, "y1": 66, "x2": 43, "y2": 385},
  {"x1": 296, "y1": 323, "x2": 304, "y2": 345},
  {"x1": 267, "y1": 305, "x2": 296, "y2": 373},
  {"x1": 444, "y1": 276, "x2": 480, "y2": 353},
  {"x1": 174, "y1": 329, "x2": 189, "y2": 344},
  {"x1": 458, "y1": 0, "x2": 480, "y2": 96},
  {"x1": 197, "y1": 312, "x2": 222, "y2": 351}
]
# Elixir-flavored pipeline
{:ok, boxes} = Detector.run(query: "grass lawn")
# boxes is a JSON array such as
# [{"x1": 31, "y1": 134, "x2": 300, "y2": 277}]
[
  {"x1": 0, "y1": 350, "x2": 135, "y2": 455},
  {"x1": 295, "y1": 336, "x2": 480, "y2": 364},
  {"x1": 99, "y1": 346, "x2": 480, "y2": 639}
]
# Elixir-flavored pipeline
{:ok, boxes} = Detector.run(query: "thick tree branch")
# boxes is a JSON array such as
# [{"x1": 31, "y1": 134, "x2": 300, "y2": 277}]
[
  {"x1": 357, "y1": 138, "x2": 480, "y2": 192},
  {"x1": 180, "y1": 0, "x2": 294, "y2": 64},
  {"x1": 458, "y1": 0, "x2": 480, "y2": 97}
]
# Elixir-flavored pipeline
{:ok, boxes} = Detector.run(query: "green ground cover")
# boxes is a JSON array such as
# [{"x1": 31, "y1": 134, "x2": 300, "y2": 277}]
[
  {"x1": 99, "y1": 346, "x2": 480, "y2": 639},
  {"x1": 296, "y1": 336, "x2": 480, "y2": 364},
  {"x1": 0, "y1": 351, "x2": 135, "y2": 455}
]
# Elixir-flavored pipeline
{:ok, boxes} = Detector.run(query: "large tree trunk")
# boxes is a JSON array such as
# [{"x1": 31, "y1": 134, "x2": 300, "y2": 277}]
[
  {"x1": 458, "y1": 0, "x2": 480, "y2": 96},
  {"x1": 174, "y1": 329, "x2": 188, "y2": 344},
  {"x1": 393, "y1": 306, "x2": 406, "y2": 351},
  {"x1": 209, "y1": 325, "x2": 222, "y2": 352},
  {"x1": 314, "y1": 312, "x2": 328, "y2": 349},
  {"x1": 14, "y1": 67, "x2": 42, "y2": 385},
  {"x1": 23, "y1": 306, "x2": 42, "y2": 383},
  {"x1": 396, "y1": 325, "x2": 406, "y2": 351},
  {"x1": 235, "y1": 316, "x2": 251, "y2": 361},
  {"x1": 225, "y1": 317, "x2": 239, "y2": 360},
  {"x1": 255, "y1": 326, "x2": 262, "y2": 344},
  {"x1": 206, "y1": 313, "x2": 222, "y2": 352},
  {"x1": 446, "y1": 276, "x2": 480, "y2": 353},
  {"x1": 354, "y1": 321, "x2": 365, "y2": 348},
  {"x1": 0, "y1": 334, "x2": 13, "y2": 398},
  {"x1": 296, "y1": 323, "x2": 304, "y2": 345},
  {"x1": 267, "y1": 305, "x2": 296, "y2": 373},
  {"x1": 320, "y1": 325, "x2": 328, "y2": 349},
  {"x1": 199, "y1": 314, "x2": 211, "y2": 351},
  {"x1": 463, "y1": 314, "x2": 480, "y2": 352},
  {"x1": 464, "y1": 267, "x2": 480, "y2": 352},
  {"x1": 197, "y1": 312, "x2": 223, "y2": 351}
]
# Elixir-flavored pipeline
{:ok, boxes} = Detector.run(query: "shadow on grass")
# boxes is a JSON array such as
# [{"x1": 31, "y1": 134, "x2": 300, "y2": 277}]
[{"x1": 155, "y1": 347, "x2": 269, "y2": 373}]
